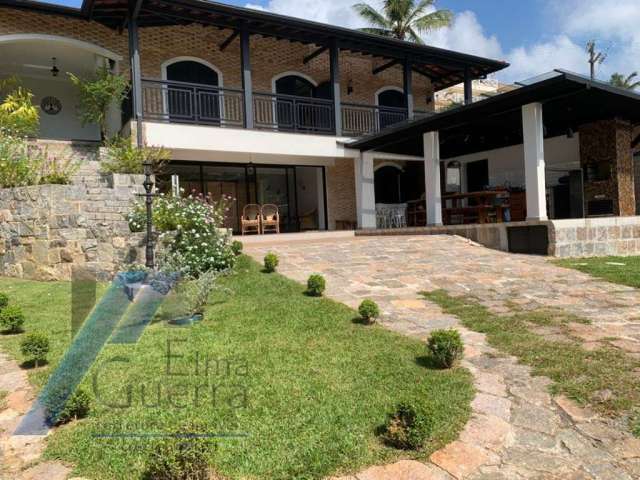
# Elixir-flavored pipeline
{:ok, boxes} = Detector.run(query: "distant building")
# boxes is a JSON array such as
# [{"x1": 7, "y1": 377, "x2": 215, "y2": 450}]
[{"x1": 435, "y1": 78, "x2": 515, "y2": 110}]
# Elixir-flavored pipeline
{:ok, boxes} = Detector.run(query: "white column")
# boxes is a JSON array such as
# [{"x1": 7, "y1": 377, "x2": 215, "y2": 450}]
[
  {"x1": 522, "y1": 102, "x2": 548, "y2": 220},
  {"x1": 423, "y1": 132, "x2": 443, "y2": 226},
  {"x1": 354, "y1": 152, "x2": 376, "y2": 229}
]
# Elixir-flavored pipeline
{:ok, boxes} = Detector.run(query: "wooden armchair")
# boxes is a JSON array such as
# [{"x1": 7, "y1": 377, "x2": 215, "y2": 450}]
[
  {"x1": 240, "y1": 204, "x2": 261, "y2": 235},
  {"x1": 261, "y1": 204, "x2": 280, "y2": 234}
]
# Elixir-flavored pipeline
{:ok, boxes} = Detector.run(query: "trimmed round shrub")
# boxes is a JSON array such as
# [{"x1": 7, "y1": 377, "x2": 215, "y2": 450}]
[
  {"x1": 358, "y1": 299, "x2": 380, "y2": 323},
  {"x1": 306, "y1": 274, "x2": 326, "y2": 297},
  {"x1": 382, "y1": 402, "x2": 432, "y2": 450},
  {"x1": 0, "y1": 304, "x2": 25, "y2": 333},
  {"x1": 231, "y1": 240, "x2": 243, "y2": 256},
  {"x1": 54, "y1": 387, "x2": 92, "y2": 425},
  {"x1": 427, "y1": 329, "x2": 464, "y2": 368},
  {"x1": 20, "y1": 331, "x2": 50, "y2": 367},
  {"x1": 145, "y1": 422, "x2": 215, "y2": 480},
  {"x1": 0, "y1": 292, "x2": 9, "y2": 309},
  {"x1": 264, "y1": 252, "x2": 279, "y2": 273}
]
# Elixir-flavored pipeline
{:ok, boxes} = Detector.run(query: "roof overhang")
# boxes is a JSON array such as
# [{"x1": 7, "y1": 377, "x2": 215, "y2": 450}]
[
  {"x1": 0, "y1": 0, "x2": 508, "y2": 90},
  {"x1": 349, "y1": 70, "x2": 640, "y2": 158}
]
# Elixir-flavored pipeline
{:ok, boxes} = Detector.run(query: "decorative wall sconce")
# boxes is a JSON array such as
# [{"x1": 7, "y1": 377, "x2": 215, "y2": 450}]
[{"x1": 347, "y1": 79, "x2": 354, "y2": 95}]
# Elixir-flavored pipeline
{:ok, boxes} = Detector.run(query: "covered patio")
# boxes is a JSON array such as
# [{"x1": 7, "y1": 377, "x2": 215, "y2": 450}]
[{"x1": 349, "y1": 70, "x2": 640, "y2": 256}]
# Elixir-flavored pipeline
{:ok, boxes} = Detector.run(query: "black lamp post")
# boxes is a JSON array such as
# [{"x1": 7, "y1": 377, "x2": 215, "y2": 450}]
[{"x1": 142, "y1": 159, "x2": 155, "y2": 269}]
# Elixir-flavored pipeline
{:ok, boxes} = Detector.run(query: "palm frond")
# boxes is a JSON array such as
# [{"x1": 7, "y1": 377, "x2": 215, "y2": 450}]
[
  {"x1": 413, "y1": 9, "x2": 453, "y2": 32},
  {"x1": 406, "y1": 27, "x2": 425, "y2": 44},
  {"x1": 352, "y1": 3, "x2": 391, "y2": 29}
]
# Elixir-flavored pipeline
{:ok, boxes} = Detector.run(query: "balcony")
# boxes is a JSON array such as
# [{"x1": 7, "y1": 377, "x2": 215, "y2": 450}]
[{"x1": 140, "y1": 79, "x2": 431, "y2": 138}]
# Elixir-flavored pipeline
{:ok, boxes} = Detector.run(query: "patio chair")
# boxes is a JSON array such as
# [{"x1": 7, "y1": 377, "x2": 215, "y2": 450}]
[
  {"x1": 240, "y1": 204, "x2": 261, "y2": 235},
  {"x1": 261, "y1": 204, "x2": 280, "y2": 234}
]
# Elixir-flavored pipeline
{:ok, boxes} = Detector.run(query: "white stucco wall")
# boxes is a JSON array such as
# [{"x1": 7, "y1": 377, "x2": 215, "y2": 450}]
[
  {"x1": 443, "y1": 134, "x2": 581, "y2": 191},
  {"x1": 21, "y1": 76, "x2": 101, "y2": 142}
]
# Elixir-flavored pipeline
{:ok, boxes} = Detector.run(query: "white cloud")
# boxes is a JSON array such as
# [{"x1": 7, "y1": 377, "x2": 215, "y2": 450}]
[
  {"x1": 244, "y1": 0, "x2": 376, "y2": 29},
  {"x1": 503, "y1": 36, "x2": 587, "y2": 82},
  {"x1": 423, "y1": 11, "x2": 502, "y2": 60}
]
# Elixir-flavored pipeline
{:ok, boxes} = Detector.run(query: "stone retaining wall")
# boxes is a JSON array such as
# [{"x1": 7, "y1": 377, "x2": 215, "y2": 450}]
[
  {"x1": 0, "y1": 145, "x2": 148, "y2": 280},
  {"x1": 549, "y1": 216, "x2": 640, "y2": 257},
  {"x1": 358, "y1": 216, "x2": 640, "y2": 258}
]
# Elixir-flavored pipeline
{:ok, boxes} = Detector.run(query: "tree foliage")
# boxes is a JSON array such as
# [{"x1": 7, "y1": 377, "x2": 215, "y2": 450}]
[
  {"x1": 68, "y1": 65, "x2": 129, "y2": 140},
  {"x1": 609, "y1": 72, "x2": 640, "y2": 90},
  {"x1": 353, "y1": 0, "x2": 453, "y2": 43}
]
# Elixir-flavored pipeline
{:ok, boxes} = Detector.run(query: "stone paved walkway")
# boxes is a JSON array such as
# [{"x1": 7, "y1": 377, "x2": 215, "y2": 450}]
[
  {"x1": 0, "y1": 351, "x2": 71, "y2": 480},
  {"x1": 247, "y1": 235, "x2": 640, "y2": 480}
]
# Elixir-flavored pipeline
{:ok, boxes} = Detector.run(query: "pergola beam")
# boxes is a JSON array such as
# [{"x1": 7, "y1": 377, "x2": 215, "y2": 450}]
[
  {"x1": 219, "y1": 30, "x2": 239, "y2": 51},
  {"x1": 372, "y1": 59, "x2": 400, "y2": 75},
  {"x1": 303, "y1": 45, "x2": 328, "y2": 64}
]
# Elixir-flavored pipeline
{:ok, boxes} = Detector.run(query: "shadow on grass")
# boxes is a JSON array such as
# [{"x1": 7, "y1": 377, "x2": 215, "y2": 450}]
[
  {"x1": 1, "y1": 329, "x2": 24, "y2": 335},
  {"x1": 414, "y1": 355, "x2": 447, "y2": 371},
  {"x1": 351, "y1": 316, "x2": 374, "y2": 326},
  {"x1": 20, "y1": 359, "x2": 49, "y2": 369}
]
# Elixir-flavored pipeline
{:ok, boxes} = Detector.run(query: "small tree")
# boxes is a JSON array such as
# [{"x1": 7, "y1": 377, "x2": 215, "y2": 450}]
[
  {"x1": 20, "y1": 332, "x2": 50, "y2": 367},
  {"x1": 0, "y1": 304, "x2": 25, "y2": 333},
  {"x1": 427, "y1": 329, "x2": 464, "y2": 368},
  {"x1": 306, "y1": 274, "x2": 326, "y2": 297},
  {"x1": 358, "y1": 299, "x2": 380, "y2": 323},
  {"x1": 68, "y1": 65, "x2": 129, "y2": 140},
  {"x1": 264, "y1": 253, "x2": 279, "y2": 273}
]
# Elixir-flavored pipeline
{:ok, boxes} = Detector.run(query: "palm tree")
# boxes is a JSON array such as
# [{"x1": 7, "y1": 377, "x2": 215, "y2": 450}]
[
  {"x1": 609, "y1": 72, "x2": 640, "y2": 90},
  {"x1": 353, "y1": 0, "x2": 453, "y2": 43}
]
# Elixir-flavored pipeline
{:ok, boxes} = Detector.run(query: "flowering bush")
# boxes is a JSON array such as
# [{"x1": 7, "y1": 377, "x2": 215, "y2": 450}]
[{"x1": 127, "y1": 192, "x2": 235, "y2": 276}]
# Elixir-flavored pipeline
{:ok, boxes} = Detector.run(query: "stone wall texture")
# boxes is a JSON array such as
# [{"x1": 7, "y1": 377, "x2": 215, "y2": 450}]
[
  {"x1": 579, "y1": 119, "x2": 636, "y2": 217},
  {"x1": 0, "y1": 144, "x2": 147, "y2": 281},
  {"x1": 357, "y1": 216, "x2": 640, "y2": 258},
  {"x1": 548, "y1": 216, "x2": 640, "y2": 257},
  {"x1": 0, "y1": 7, "x2": 433, "y2": 110}
]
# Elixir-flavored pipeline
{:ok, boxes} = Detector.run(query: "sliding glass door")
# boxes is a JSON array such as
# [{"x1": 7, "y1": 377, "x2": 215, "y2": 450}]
[{"x1": 160, "y1": 163, "x2": 327, "y2": 234}]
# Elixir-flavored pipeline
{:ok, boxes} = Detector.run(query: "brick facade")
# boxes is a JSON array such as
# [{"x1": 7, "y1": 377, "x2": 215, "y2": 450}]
[
  {"x1": 325, "y1": 158, "x2": 357, "y2": 230},
  {"x1": 0, "y1": 7, "x2": 432, "y2": 108}
]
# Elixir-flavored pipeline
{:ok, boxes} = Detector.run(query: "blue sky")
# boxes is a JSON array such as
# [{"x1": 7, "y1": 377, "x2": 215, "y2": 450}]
[{"x1": 42, "y1": 0, "x2": 640, "y2": 83}]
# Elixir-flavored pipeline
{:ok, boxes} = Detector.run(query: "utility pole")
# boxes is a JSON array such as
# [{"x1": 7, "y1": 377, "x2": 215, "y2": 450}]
[{"x1": 587, "y1": 40, "x2": 606, "y2": 80}]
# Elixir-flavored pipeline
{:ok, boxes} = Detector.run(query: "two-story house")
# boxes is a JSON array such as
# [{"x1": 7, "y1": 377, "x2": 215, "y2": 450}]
[{"x1": 0, "y1": 0, "x2": 507, "y2": 233}]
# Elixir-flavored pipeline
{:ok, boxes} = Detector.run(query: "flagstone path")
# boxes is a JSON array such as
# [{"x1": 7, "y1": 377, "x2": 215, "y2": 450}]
[
  {"x1": 0, "y1": 351, "x2": 73, "y2": 480},
  {"x1": 247, "y1": 235, "x2": 640, "y2": 480}
]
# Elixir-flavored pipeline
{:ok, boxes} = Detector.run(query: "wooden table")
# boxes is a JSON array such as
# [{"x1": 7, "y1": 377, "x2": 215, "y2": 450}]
[{"x1": 442, "y1": 191, "x2": 509, "y2": 225}]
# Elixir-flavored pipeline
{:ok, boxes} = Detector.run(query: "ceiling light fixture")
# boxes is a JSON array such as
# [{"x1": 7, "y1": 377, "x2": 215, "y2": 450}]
[{"x1": 51, "y1": 57, "x2": 59, "y2": 77}]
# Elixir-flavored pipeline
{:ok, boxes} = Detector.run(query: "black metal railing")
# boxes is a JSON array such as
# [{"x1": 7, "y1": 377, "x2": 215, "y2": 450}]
[
  {"x1": 141, "y1": 78, "x2": 244, "y2": 127},
  {"x1": 341, "y1": 103, "x2": 410, "y2": 136},
  {"x1": 138, "y1": 79, "x2": 434, "y2": 137},
  {"x1": 253, "y1": 92, "x2": 335, "y2": 134}
]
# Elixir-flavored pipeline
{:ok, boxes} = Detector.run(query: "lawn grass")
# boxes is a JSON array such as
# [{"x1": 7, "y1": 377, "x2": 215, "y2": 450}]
[
  {"x1": 424, "y1": 290, "x2": 640, "y2": 418},
  {"x1": 0, "y1": 257, "x2": 473, "y2": 480},
  {"x1": 555, "y1": 256, "x2": 640, "y2": 289}
]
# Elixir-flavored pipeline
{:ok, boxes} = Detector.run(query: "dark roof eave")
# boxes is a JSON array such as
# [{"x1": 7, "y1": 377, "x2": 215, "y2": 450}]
[
  {"x1": 349, "y1": 70, "x2": 640, "y2": 152},
  {"x1": 15, "y1": 0, "x2": 506, "y2": 77},
  {"x1": 0, "y1": 0, "x2": 85, "y2": 17}
]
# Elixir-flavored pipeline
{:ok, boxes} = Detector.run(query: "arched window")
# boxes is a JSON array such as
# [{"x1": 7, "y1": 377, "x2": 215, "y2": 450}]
[
  {"x1": 376, "y1": 87, "x2": 406, "y2": 129},
  {"x1": 162, "y1": 58, "x2": 222, "y2": 124},
  {"x1": 271, "y1": 73, "x2": 332, "y2": 131},
  {"x1": 374, "y1": 164, "x2": 404, "y2": 204}
]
